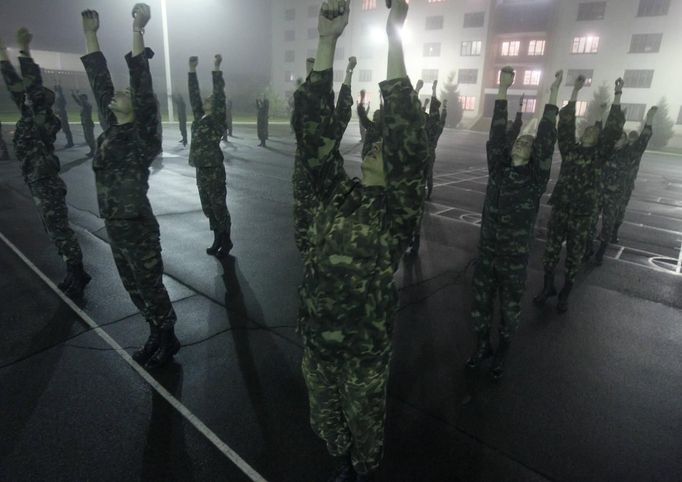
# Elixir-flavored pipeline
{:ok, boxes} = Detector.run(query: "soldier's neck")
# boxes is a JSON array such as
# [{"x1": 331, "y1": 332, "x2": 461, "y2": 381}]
[{"x1": 114, "y1": 112, "x2": 135, "y2": 126}]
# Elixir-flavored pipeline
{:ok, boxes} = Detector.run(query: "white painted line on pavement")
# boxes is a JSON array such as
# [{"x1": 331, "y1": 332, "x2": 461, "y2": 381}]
[
  {"x1": 615, "y1": 247, "x2": 625, "y2": 260},
  {"x1": 676, "y1": 241, "x2": 682, "y2": 274},
  {"x1": 0, "y1": 231, "x2": 268, "y2": 482}
]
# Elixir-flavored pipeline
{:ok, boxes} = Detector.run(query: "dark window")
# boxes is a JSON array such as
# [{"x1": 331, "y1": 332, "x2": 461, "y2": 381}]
[
  {"x1": 285, "y1": 8, "x2": 296, "y2": 21},
  {"x1": 285, "y1": 50, "x2": 295, "y2": 63},
  {"x1": 425, "y1": 16, "x2": 444, "y2": 30},
  {"x1": 463, "y1": 12, "x2": 485, "y2": 28},
  {"x1": 308, "y1": 5, "x2": 318, "y2": 18},
  {"x1": 621, "y1": 103, "x2": 647, "y2": 121},
  {"x1": 460, "y1": 40, "x2": 482, "y2": 56},
  {"x1": 423, "y1": 43, "x2": 442, "y2": 57},
  {"x1": 637, "y1": 0, "x2": 671, "y2": 17},
  {"x1": 677, "y1": 106, "x2": 682, "y2": 125},
  {"x1": 458, "y1": 69, "x2": 478, "y2": 84},
  {"x1": 285, "y1": 30, "x2": 295, "y2": 42},
  {"x1": 359, "y1": 70, "x2": 372, "y2": 82},
  {"x1": 624, "y1": 70, "x2": 654, "y2": 88},
  {"x1": 565, "y1": 69, "x2": 594, "y2": 86},
  {"x1": 629, "y1": 33, "x2": 663, "y2": 53},
  {"x1": 422, "y1": 69, "x2": 439, "y2": 83},
  {"x1": 577, "y1": 2, "x2": 606, "y2": 20}
]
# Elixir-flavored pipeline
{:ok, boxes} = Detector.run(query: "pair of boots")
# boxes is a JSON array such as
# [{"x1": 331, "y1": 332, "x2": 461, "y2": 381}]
[
  {"x1": 533, "y1": 271, "x2": 573, "y2": 313},
  {"x1": 258, "y1": 140, "x2": 267, "y2": 147},
  {"x1": 206, "y1": 229, "x2": 233, "y2": 258},
  {"x1": 132, "y1": 323, "x2": 181, "y2": 369},
  {"x1": 58, "y1": 262, "x2": 91, "y2": 299},
  {"x1": 328, "y1": 454, "x2": 376, "y2": 482},
  {"x1": 465, "y1": 332, "x2": 510, "y2": 380}
]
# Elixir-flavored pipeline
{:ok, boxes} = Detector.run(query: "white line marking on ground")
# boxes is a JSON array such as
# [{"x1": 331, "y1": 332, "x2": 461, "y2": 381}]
[
  {"x1": 0, "y1": 231, "x2": 268, "y2": 482},
  {"x1": 676, "y1": 241, "x2": 682, "y2": 274},
  {"x1": 615, "y1": 247, "x2": 625, "y2": 260}
]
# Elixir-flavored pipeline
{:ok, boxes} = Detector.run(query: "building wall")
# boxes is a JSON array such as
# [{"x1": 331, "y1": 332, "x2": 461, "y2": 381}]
[{"x1": 271, "y1": 0, "x2": 682, "y2": 134}]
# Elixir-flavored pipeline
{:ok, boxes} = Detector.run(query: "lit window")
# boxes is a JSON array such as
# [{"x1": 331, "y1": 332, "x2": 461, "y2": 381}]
[
  {"x1": 521, "y1": 98, "x2": 537, "y2": 113},
  {"x1": 423, "y1": 43, "x2": 442, "y2": 57},
  {"x1": 461, "y1": 40, "x2": 482, "y2": 56},
  {"x1": 523, "y1": 70, "x2": 542, "y2": 86},
  {"x1": 501, "y1": 41, "x2": 520, "y2": 56},
  {"x1": 461, "y1": 96, "x2": 476, "y2": 111},
  {"x1": 284, "y1": 71, "x2": 295, "y2": 82},
  {"x1": 571, "y1": 36, "x2": 600, "y2": 54},
  {"x1": 528, "y1": 40, "x2": 546, "y2": 56},
  {"x1": 362, "y1": 0, "x2": 377, "y2": 11},
  {"x1": 427, "y1": 0, "x2": 446, "y2": 3}
]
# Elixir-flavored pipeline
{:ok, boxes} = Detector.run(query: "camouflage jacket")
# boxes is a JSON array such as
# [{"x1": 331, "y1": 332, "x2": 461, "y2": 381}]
[
  {"x1": 82, "y1": 51, "x2": 162, "y2": 220},
  {"x1": 625, "y1": 125, "x2": 653, "y2": 190},
  {"x1": 479, "y1": 100, "x2": 558, "y2": 257},
  {"x1": 601, "y1": 145, "x2": 631, "y2": 195},
  {"x1": 357, "y1": 102, "x2": 382, "y2": 158},
  {"x1": 1, "y1": 58, "x2": 61, "y2": 184},
  {"x1": 293, "y1": 82, "x2": 353, "y2": 254},
  {"x1": 188, "y1": 70, "x2": 226, "y2": 167},
  {"x1": 425, "y1": 96, "x2": 447, "y2": 155},
  {"x1": 293, "y1": 70, "x2": 427, "y2": 351},
  {"x1": 549, "y1": 102, "x2": 625, "y2": 215},
  {"x1": 72, "y1": 94, "x2": 95, "y2": 126},
  {"x1": 506, "y1": 111, "x2": 523, "y2": 150}
]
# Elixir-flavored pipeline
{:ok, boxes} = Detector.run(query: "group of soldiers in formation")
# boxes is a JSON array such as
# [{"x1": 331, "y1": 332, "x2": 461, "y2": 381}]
[{"x1": 0, "y1": 0, "x2": 658, "y2": 480}]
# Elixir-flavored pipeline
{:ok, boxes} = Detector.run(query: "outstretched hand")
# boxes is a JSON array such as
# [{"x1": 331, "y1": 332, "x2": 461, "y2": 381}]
[
  {"x1": 386, "y1": 0, "x2": 408, "y2": 38},
  {"x1": 432, "y1": 80, "x2": 438, "y2": 97},
  {"x1": 499, "y1": 66, "x2": 515, "y2": 89},
  {"x1": 82, "y1": 10, "x2": 100, "y2": 33},
  {"x1": 615, "y1": 77, "x2": 624, "y2": 92},
  {"x1": 318, "y1": 0, "x2": 350, "y2": 39},
  {"x1": 189, "y1": 56, "x2": 198, "y2": 71},
  {"x1": 574, "y1": 74, "x2": 586, "y2": 91},
  {"x1": 646, "y1": 106, "x2": 658, "y2": 122},
  {"x1": 132, "y1": 3, "x2": 151, "y2": 30},
  {"x1": 347, "y1": 56, "x2": 357, "y2": 71},
  {"x1": 550, "y1": 70, "x2": 563, "y2": 91},
  {"x1": 214, "y1": 54, "x2": 223, "y2": 69},
  {"x1": 16, "y1": 28, "x2": 33, "y2": 49},
  {"x1": 415, "y1": 79, "x2": 424, "y2": 93}
]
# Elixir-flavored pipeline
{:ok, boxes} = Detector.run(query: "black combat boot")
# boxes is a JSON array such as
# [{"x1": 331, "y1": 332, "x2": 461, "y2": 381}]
[
  {"x1": 556, "y1": 279, "x2": 574, "y2": 314},
  {"x1": 466, "y1": 332, "x2": 493, "y2": 369},
  {"x1": 215, "y1": 229, "x2": 234, "y2": 259},
  {"x1": 132, "y1": 323, "x2": 161, "y2": 364},
  {"x1": 533, "y1": 270, "x2": 557, "y2": 306},
  {"x1": 206, "y1": 231, "x2": 221, "y2": 255},
  {"x1": 582, "y1": 240, "x2": 594, "y2": 263},
  {"x1": 327, "y1": 453, "x2": 355, "y2": 482},
  {"x1": 61, "y1": 263, "x2": 92, "y2": 298},
  {"x1": 594, "y1": 240, "x2": 608, "y2": 265},
  {"x1": 611, "y1": 224, "x2": 621, "y2": 244},
  {"x1": 490, "y1": 336, "x2": 511, "y2": 381},
  {"x1": 146, "y1": 325, "x2": 181, "y2": 369}
]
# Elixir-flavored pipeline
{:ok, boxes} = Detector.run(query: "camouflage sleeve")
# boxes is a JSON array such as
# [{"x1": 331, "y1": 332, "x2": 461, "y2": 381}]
[
  {"x1": 212, "y1": 70, "x2": 227, "y2": 131},
  {"x1": 357, "y1": 102, "x2": 375, "y2": 131},
  {"x1": 126, "y1": 51, "x2": 161, "y2": 160},
  {"x1": 293, "y1": 69, "x2": 348, "y2": 199},
  {"x1": 632, "y1": 125, "x2": 653, "y2": 157},
  {"x1": 440, "y1": 105, "x2": 448, "y2": 129},
  {"x1": 531, "y1": 104, "x2": 559, "y2": 187},
  {"x1": 558, "y1": 101, "x2": 578, "y2": 157},
  {"x1": 509, "y1": 111, "x2": 523, "y2": 143},
  {"x1": 0, "y1": 60, "x2": 25, "y2": 110},
  {"x1": 18, "y1": 57, "x2": 48, "y2": 118},
  {"x1": 380, "y1": 77, "x2": 428, "y2": 253},
  {"x1": 188, "y1": 72, "x2": 204, "y2": 120},
  {"x1": 486, "y1": 99, "x2": 508, "y2": 173},
  {"x1": 597, "y1": 104, "x2": 625, "y2": 163},
  {"x1": 333, "y1": 83, "x2": 353, "y2": 141},
  {"x1": 81, "y1": 51, "x2": 117, "y2": 131}
]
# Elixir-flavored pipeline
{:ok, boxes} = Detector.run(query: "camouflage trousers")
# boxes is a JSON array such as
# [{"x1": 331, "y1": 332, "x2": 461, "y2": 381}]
[
  {"x1": 426, "y1": 152, "x2": 436, "y2": 199},
  {"x1": 82, "y1": 121, "x2": 96, "y2": 153},
  {"x1": 179, "y1": 119, "x2": 187, "y2": 144},
  {"x1": 28, "y1": 176, "x2": 83, "y2": 266},
  {"x1": 598, "y1": 190, "x2": 624, "y2": 243},
  {"x1": 542, "y1": 207, "x2": 591, "y2": 283},
  {"x1": 57, "y1": 111, "x2": 74, "y2": 145},
  {"x1": 106, "y1": 218, "x2": 177, "y2": 328},
  {"x1": 301, "y1": 337, "x2": 391, "y2": 475},
  {"x1": 587, "y1": 190, "x2": 603, "y2": 246},
  {"x1": 196, "y1": 165, "x2": 231, "y2": 234},
  {"x1": 257, "y1": 119, "x2": 269, "y2": 142},
  {"x1": 471, "y1": 254, "x2": 527, "y2": 339},
  {"x1": 615, "y1": 184, "x2": 635, "y2": 228},
  {"x1": 0, "y1": 136, "x2": 9, "y2": 160}
]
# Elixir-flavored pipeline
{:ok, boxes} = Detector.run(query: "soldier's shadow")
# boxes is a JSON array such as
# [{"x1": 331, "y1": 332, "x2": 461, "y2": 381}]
[{"x1": 59, "y1": 156, "x2": 91, "y2": 174}]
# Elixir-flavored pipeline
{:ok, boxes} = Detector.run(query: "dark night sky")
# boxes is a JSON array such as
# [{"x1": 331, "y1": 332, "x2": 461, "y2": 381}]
[{"x1": 0, "y1": 0, "x2": 273, "y2": 95}]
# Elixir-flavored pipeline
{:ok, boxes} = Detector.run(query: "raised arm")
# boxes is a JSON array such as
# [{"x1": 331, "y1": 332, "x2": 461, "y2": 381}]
[
  {"x1": 188, "y1": 56, "x2": 203, "y2": 120},
  {"x1": 357, "y1": 89, "x2": 374, "y2": 130},
  {"x1": 491, "y1": 66, "x2": 514, "y2": 142},
  {"x1": 0, "y1": 36, "x2": 26, "y2": 110},
  {"x1": 212, "y1": 54, "x2": 227, "y2": 130},
  {"x1": 381, "y1": 0, "x2": 429, "y2": 256},
  {"x1": 508, "y1": 93, "x2": 524, "y2": 143},
  {"x1": 80, "y1": 9, "x2": 116, "y2": 131},
  {"x1": 597, "y1": 78, "x2": 626, "y2": 161},
  {"x1": 558, "y1": 74, "x2": 585, "y2": 156},
  {"x1": 632, "y1": 106, "x2": 656, "y2": 155},
  {"x1": 15, "y1": 28, "x2": 52, "y2": 130},
  {"x1": 333, "y1": 56, "x2": 355, "y2": 139},
  {"x1": 531, "y1": 71, "x2": 562, "y2": 185}
]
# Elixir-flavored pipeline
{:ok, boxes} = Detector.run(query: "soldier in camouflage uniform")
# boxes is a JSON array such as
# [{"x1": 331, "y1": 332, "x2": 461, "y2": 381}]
[
  {"x1": 0, "y1": 121, "x2": 9, "y2": 160},
  {"x1": 172, "y1": 93, "x2": 188, "y2": 146},
  {"x1": 534, "y1": 76, "x2": 625, "y2": 313},
  {"x1": 54, "y1": 85, "x2": 74, "y2": 148},
  {"x1": 505, "y1": 93, "x2": 524, "y2": 150},
  {"x1": 357, "y1": 89, "x2": 383, "y2": 159},
  {"x1": 187, "y1": 54, "x2": 233, "y2": 257},
  {"x1": 293, "y1": 2, "x2": 427, "y2": 479},
  {"x1": 611, "y1": 123, "x2": 655, "y2": 244},
  {"x1": 292, "y1": 55, "x2": 355, "y2": 255},
  {"x1": 72, "y1": 91, "x2": 97, "y2": 157},
  {"x1": 80, "y1": 5, "x2": 179, "y2": 368},
  {"x1": 256, "y1": 95, "x2": 269, "y2": 147},
  {"x1": 1, "y1": 29, "x2": 90, "y2": 298},
  {"x1": 465, "y1": 67, "x2": 562, "y2": 380}
]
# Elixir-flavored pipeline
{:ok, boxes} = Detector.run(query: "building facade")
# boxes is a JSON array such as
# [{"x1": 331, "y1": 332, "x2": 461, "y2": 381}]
[{"x1": 271, "y1": 0, "x2": 682, "y2": 137}]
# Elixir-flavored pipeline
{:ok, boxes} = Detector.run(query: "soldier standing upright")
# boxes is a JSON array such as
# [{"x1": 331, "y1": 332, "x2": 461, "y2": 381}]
[
  {"x1": 1, "y1": 29, "x2": 90, "y2": 298},
  {"x1": 72, "y1": 91, "x2": 97, "y2": 157},
  {"x1": 534, "y1": 76, "x2": 625, "y2": 313},
  {"x1": 172, "y1": 93, "x2": 188, "y2": 146},
  {"x1": 466, "y1": 67, "x2": 562, "y2": 379},
  {"x1": 256, "y1": 95, "x2": 269, "y2": 147},
  {"x1": 187, "y1": 54, "x2": 233, "y2": 257},
  {"x1": 293, "y1": 1, "x2": 428, "y2": 479},
  {"x1": 54, "y1": 84, "x2": 74, "y2": 148},
  {"x1": 80, "y1": 4, "x2": 180, "y2": 368},
  {"x1": 424, "y1": 80, "x2": 447, "y2": 200}
]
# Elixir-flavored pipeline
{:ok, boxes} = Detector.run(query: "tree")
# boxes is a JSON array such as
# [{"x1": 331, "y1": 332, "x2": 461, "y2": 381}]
[
  {"x1": 578, "y1": 84, "x2": 611, "y2": 136},
  {"x1": 648, "y1": 98, "x2": 675, "y2": 150},
  {"x1": 441, "y1": 72, "x2": 463, "y2": 129}
]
